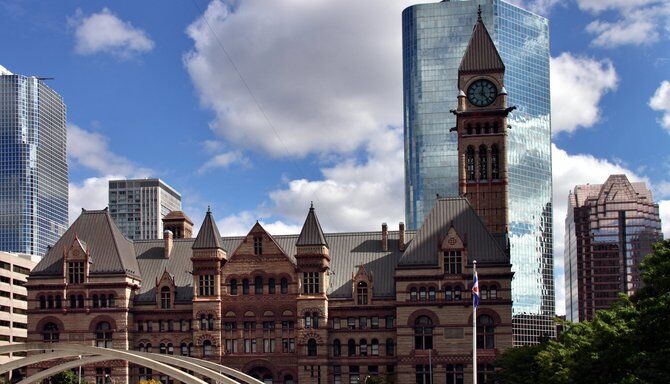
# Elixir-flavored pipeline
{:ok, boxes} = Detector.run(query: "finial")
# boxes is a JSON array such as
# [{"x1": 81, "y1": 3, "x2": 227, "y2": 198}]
[
  {"x1": 310, "y1": 201, "x2": 314, "y2": 210},
  {"x1": 207, "y1": 205, "x2": 211, "y2": 213},
  {"x1": 477, "y1": 5, "x2": 482, "y2": 22}
]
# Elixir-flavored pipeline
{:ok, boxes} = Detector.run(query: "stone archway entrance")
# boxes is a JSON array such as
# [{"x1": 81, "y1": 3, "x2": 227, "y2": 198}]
[{"x1": 247, "y1": 367, "x2": 274, "y2": 384}]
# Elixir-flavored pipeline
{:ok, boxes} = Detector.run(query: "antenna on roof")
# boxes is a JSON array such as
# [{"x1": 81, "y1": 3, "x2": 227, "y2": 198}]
[{"x1": 477, "y1": 5, "x2": 482, "y2": 22}]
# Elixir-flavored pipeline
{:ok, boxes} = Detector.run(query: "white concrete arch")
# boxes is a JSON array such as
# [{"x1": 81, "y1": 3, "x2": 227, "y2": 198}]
[
  {"x1": 0, "y1": 343, "x2": 264, "y2": 384},
  {"x1": 17, "y1": 356, "x2": 111, "y2": 384},
  {"x1": 0, "y1": 344, "x2": 207, "y2": 384},
  {"x1": 0, "y1": 351, "x2": 89, "y2": 375}
]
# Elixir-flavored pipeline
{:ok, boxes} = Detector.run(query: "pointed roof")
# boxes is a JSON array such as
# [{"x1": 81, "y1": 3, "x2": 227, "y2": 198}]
[
  {"x1": 192, "y1": 208, "x2": 225, "y2": 250},
  {"x1": 31, "y1": 209, "x2": 140, "y2": 277},
  {"x1": 458, "y1": 8, "x2": 504, "y2": 74},
  {"x1": 296, "y1": 203, "x2": 328, "y2": 247}
]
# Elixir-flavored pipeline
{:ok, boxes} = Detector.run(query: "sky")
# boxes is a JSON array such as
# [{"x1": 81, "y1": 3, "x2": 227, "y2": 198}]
[{"x1": 2, "y1": 0, "x2": 670, "y2": 315}]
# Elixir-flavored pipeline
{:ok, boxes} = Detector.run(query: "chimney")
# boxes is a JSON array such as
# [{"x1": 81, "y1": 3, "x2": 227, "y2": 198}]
[
  {"x1": 399, "y1": 222, "x2": 406, "y2": 251},
  {"x1": 164, "y1": 230, "x2": 173, "y2": 258},
  {"x1": 381, "y1": 223, "x2": 388, "y2": 251}
]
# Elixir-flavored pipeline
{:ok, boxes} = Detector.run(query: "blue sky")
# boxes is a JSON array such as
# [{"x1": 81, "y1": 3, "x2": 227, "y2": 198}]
[{"x1": 2, "y1": 0, "x2": 670, "y2": 315}]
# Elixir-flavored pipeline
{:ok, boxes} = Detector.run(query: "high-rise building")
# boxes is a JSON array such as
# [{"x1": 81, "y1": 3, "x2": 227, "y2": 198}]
[
  {"x1": 108, "y1": 178, "x2": 182, "y2": 240},
  {"x1": 0, "y1": 67, "x2": 68, "y2": 256},
  {"x1": 1, "y1": 251, "x2": 38, "y2": 382},
  {"x1": 403, "y1": 0, "x2": 554, "y2": 345},
  {"x1": 564, "y1": 175, "x2": 662, "y2": 322}
]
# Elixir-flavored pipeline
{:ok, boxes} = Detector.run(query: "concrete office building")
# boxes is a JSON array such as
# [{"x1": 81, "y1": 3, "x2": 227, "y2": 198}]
[
  {"x1": 108, "y1": 178, "x2": 182, "y2": 240},
  {"x1": 0, "y1": 66, "x2": 68, "y2": 256},
  {"x1": 565, "y1": 175, "x2": 662, "y2": 322},
  {"x1": 402, "y1": 0, "x2": 554, "y2": 345},
  {"x1": 1, "y1": 251, "x2": 38, "y2": 381}
]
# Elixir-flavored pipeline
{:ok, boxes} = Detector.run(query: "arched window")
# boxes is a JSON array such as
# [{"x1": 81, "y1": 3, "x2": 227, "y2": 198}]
[
  {"x1": 47, "y1": 295, "x2": 53, "y2": 309},
  {"x1": 466, "y1": 146, "x2": 476, "y2": 181},
  {"x1": 445, "y1": 286, "x2": 453, "y2": 301},
  {"x1": 181, "y1": 342, "x2": 189, "y2": 356},
  {"x1": 454, "y1": 286, "x2": 462, "y2": 301},
  {"x1": 161, "y1": 287, "x2": 171, "y2": 309},
  {"x1": 280, "y1": 278, "x2": 288, "y2": 294},
  {"x1": 268, "y1": 278, "x2": 276, "y2": 294},
  {"x1": 78, "y1": 295, "x2": 84, "y2": 308},
  {"x1": 160, "y1": 343, "x2": 167, "y2": 354},
  {"x1": 146, "y1": 343, "x2": 152, "y2": 353},
  {"x1": 428, "y1": 287, "x2": 436, "y2": 301},
  {"x1": 333, "y1": 339, "x2": 341, "y2": 357},
  {"x1": 313, "y1": 312, "x2": 319, "y2": 328},
  {"x1": 55, "y1": 295, "x2": 62, "y2": 308},
  {"x1": 230, "y1": 279, "x2": 238, "y2": 295},
  {"x1": 493, "y1": 121, "x2": 499, "y2": 133},
  {"x1": 207, "y1": 314, "x2": 214, "y2": 331},
  {"x1": 138, "y1": 343, "x2": 145, "y2": 352},
  {"x1": 254, "y1": 276, "x2": 263, "y2": 294},
  {"x1": 484, "y1": 122, "x2": 490, "y2": 134},
  {"x1": 410, "y1": 287, "x2": 418, "y2": 301},
  {"x1": 414, "y1": 316, "x2": 433, "y2": 350},
  {"x1": 307, "y1": 338, "x2": 317, "y2": 357},
  {"x1": 202, "y1": 340, "x2": 213, "y2": 357},
  {"x1": 70, "y1": 295, "x2": 77, "y2": 308},
  {"x1": 481, "y1": 285, "x2": 489, "y2": 300},
  {"x1": 490, "y1": 286, "x2": 497, "y2": 300},
  {"x1": 42, "y1": 322, "x2": 59, "y2": 342},
  {"x1": 95, "y1": 321, "x2": 113, "y2": 348},
  {"x1": 39, "y1": 295, "x2": 46, "y2": 309},
  {"x1": 371, "y1": 339, "x2": 379, "y2": 356},
  {"x1": 491, "y1": 145, "x2": 500, "y2": 180},
  {"x1": 386, "y1": 338, "x2": 394, "y2": 356},
  {"x1": 200, "y1": 314, "x2": 207, "y2": 330},
  {"x1": 359, "y1": 339, "x2": 368, "y2": 357},
  {"x1": 92, "y1": 294, "x2": 99, "y2": 308},
  {"x1": 242, "y1": 279, "x2": 250, "y2": 295},
  {"x1": 479, "y1": 145, "x2": 488, "y2": 180},
  {"x1": 284, "y1": 375, "x2": 294, "y2": 384},
  {"x1": 477, "y1": 315, "x2": 495, "y2": 349},
  {"x1": 476, "y1": 123, "x2": 481, "y2": 135},
  {"x1": 100, "y1": 294, "x2": 107, "y2": 308},
  {"x1": 419, "y1": 287, "x2": 427, "y2": 301},
  {"x1": 356, "y1": 281, "x2": 368, "y2": 305},
  {"x1": 167, "y1": 343, "x2": 174, "y2": 355},
  {"x1": 348, "y1": 339, "x2": 356, "y2": 356},
  {"x1": 466, "y1": 124, "x2": 472, "y2": 135},
  {"x1": 189, "y1": 342, "x2": 194, "y2": 356},
  {"x1": 108, "y1": 294, "x2": 114, "y2": 307}
]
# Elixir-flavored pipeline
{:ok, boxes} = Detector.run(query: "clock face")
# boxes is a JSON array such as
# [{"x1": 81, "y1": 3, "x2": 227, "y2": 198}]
[{"x1": 467, "y1": 79, "x2": 497, "y2": 107}]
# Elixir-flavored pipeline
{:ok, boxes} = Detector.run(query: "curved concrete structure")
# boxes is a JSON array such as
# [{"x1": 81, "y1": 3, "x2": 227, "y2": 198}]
[
  {"x1": 17, "y1": 356, "x2": 115, "y2": 384},
  {"x1": 0, "y1": 351, "x2": 89, "y2": 375},
  {"x1": 0, "y1": 343, "x2": 264, "y2": 384},
  {"x1": 0, "y1": 344, "x2": 207, "y2": 384}
]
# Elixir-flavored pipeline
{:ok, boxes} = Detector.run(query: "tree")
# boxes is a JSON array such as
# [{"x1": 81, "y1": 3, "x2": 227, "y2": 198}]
[
  {"x1": 139, "y1": 380, "x2": 162, "y2": 384},
  {"x1": 50, "y1": 370, "x2": 87, "y2": 384},
  {"x1": 495, "y1": 239, "x2": 670, "y2": 384}
]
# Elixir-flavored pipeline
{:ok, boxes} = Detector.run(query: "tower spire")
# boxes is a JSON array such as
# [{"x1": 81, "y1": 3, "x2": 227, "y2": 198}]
[{"x1": 477, "y1": 5, "x2": 482, "y2": 22}]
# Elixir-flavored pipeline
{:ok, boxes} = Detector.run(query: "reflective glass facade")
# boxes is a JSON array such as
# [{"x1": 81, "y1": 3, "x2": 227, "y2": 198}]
[
  {"x1": 0, "y1": 73, "x2": 68, "y2": 256},
  {"x1": 565, "y1": 175, "x2": 661, "y2": 322},
  {"x1": 403, "y1": 0, "x2": 554, "y2": 344},
  {"x1": 109, "y1": 178, "x2": 181, "y2": 240}
]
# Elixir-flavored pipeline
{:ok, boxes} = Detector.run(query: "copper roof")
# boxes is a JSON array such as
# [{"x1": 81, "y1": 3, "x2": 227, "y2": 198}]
[
  {"x1": 458, "y1": 16, "x2": 504, "y2": 74},
  {"x1": 163, "y1": 210, "x2": 193, "y2": 225}
]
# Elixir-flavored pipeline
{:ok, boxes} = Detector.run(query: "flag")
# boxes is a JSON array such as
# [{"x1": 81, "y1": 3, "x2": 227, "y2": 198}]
[{"x1": 472, "y1": 271, "x2": 479, "y2": 308}]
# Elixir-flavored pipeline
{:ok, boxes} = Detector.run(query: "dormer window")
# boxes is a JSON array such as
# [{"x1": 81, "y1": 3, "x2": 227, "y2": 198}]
[
  {"x1": 356, "y1": 282, "x2": 368, "y2": 305},
  {"x1": 160, "y1": 286, "x2": 171, "y2": 309},
  {"x1": 68, "y1": 261, "x2": 84, "y2": 284},
  {"x1": 253, "y1": 236, "x2": 263, "y2": 255},
  {"x1": 444, "y1": 251, "x2": 462, "y2": 274}
]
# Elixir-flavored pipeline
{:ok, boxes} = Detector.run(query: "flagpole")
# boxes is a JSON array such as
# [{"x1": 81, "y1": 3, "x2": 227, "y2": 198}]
[{"x1": 473, "y1": 260, "x2": 478, "y2": 384}]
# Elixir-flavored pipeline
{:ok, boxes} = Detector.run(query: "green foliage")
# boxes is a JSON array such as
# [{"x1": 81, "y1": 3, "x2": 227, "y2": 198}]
[
  {"x1": 50, "y1": 370, "x2": 86, "y2": 384},
  {"x1": 495, "y1": 239, "x2": 670, "y2": 384},
  {"x1": 364, "y1": 376, "x2": 388, "y2": 384},
  {"x1": 139, "y1": 379, "x2": 162, "y2": 384}
]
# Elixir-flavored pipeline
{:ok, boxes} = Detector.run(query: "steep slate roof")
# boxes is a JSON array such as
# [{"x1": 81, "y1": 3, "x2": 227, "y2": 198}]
[
  {"x1": 399, "y1": 198, "x2": 508, "y2": 267},
  {"x1": 458, "y1": 11, "x2": 504, "y2": 74},
  {"x1": 192, "y1": 209, "x2": 225, "y2": 250},
  {"x1": 31, "y1": 209, "x2": 140, "y2": 278},
  {"x1": 132, "y1": 230, "x2": 414, "y2": 302},
  {"x1": 296, "y1": 204, "x2": 328, "y2": 246}
]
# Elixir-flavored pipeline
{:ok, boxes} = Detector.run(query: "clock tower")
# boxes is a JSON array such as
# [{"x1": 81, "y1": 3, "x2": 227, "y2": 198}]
[{"x1": 452, "y1": 8, "x2": 515, "y2": 236}]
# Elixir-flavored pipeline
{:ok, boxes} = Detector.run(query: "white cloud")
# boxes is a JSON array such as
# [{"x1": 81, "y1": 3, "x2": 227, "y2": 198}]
[
  {"x1": 578, "y1": 0, "x2": 670, "y2": 48},
  {"x1": 659, "y1": 200, "x2": 670, "y2": 238},
  {"x1": 198, "y1": 150, "x2": 250, "y2": 174},
  {"x1": 184, "y1": 0, "x2": 431, "y2": 158},
  {"x1": 69, "y1": 8, "x2": 154, "y2": 58},
  {"x1": 68, "y1": 124, "x2": 151, "y2": 223},
  {"x1": 551, "y1": 53, "x2": 618, "y2": 134},
  {"x1": 649, "y1": 80, "x2": 670, "y2": 131},
  {"x1": 505, "y1": 0, "x2": 563, "y2": 15},
  {"x1": 0, "y1": 64, "x2": 12, "y2": 75},
  {"x1": 216, "y1": 211, "x2": 301, "y2": 237}
]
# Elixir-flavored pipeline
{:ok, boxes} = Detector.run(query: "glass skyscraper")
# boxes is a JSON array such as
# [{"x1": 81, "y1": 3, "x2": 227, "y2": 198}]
[
  {"x1": 403, "y1": 0, "x2": 554, "y2": 344},
  {"x1": 0, "y1": 68, "x2": 68, "y2": 256}
]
